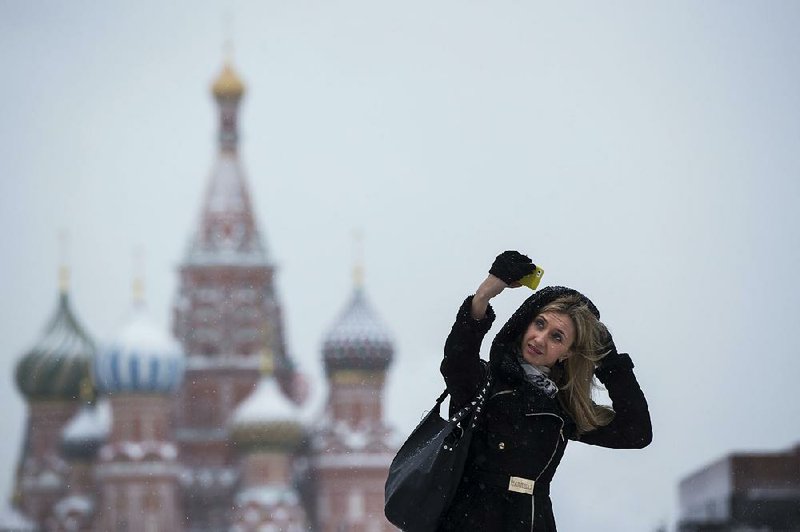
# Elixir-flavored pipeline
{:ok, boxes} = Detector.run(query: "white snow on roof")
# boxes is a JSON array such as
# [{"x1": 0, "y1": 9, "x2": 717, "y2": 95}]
[
  {"x1": 54, "y1": 495, "x2": 93, "y2": 518},
  {"x1": 312, "y1": 416, "x2": 395, "y2": 454},
  {"x1": 179, "y1": 466, "x2": 238, "y2": 489},
  {"x1": 323, "y1": 288, "x2": 393, "y2": 348},
  {"x1": 183, "y1": 153, "x2": 271, "y2": 267},
  {"x1": 231, "y1": 377, "x2": 298, "y2": 427},
  {"x1": 184, "y1": 241, "x2": 269, "y2": 267},
  {"x1": 207, "y1": 154, "x2": 247, "y2": 215},
  {"x1": 62, "y1": 399, "x2": 111, "y2": 443},
  {"x1": 0, "y1": 504, "x2": 36, "y2": 531},
  {"x1": 342, "y1": 427, "x2": 369, "y2": 449},
  {"x1": 235, "y1": 484, "x2": 300, "y2": 508},
  {"x1": 112, "y1": 305, "x2": 182, "y2": 356},
  {"x1": 98, "y1": 441, "x2": 178, "y2": 462}
]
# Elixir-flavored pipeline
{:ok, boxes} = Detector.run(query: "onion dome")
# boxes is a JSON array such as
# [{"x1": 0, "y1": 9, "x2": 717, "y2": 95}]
[
  {"x1": 230, "y1": 353, "x2": 304, "y2": 451},
  {"x1": 15, "y1": 290, "x2": 95, "y2": 401},
  {"x1": 60, "y1": 399, "x2": 111, "y2": 460},
  {"x1": 322, "y1": 285, "x2": 394, "y2": 374},
  {"x1": 212, "y1": 62, "x2": 245, "y2": 99},
  {"x1": 93, "y1": 304, "x2": 185, "y2": 394}
]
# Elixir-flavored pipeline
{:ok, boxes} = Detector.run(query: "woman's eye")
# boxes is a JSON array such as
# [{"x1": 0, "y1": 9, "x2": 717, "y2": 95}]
[{"x1": 552, "y1": 333, "x2": 562, "y2": 343}]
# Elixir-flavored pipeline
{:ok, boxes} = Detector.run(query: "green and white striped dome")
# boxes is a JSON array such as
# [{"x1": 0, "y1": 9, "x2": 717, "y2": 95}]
[{"x1": 15, "y1": 292, "x2": 95, "y2": 401}]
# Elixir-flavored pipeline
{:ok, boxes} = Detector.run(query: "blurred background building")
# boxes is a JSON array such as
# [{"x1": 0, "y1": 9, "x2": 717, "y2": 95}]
[
  {"x1": 4, "y1": 62, "x2": 398, "y2": 532},
  {"x1": 677, "y1": 443, "x2": 800, "y2": 532}
]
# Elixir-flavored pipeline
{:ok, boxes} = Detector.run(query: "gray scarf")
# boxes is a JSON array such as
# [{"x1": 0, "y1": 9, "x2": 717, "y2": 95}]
[{"x1": 518, "y1": 359, "x2": 559, "y2": 398}]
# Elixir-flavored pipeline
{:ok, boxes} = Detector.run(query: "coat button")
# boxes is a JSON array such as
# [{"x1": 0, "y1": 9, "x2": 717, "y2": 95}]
[{"x1": 498, "y1": 442, "x2": 505, "y2": 450}]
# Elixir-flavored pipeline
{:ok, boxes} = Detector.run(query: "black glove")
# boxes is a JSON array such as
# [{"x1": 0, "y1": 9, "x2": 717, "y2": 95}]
[
  {"x1": 599, "y1": 329, "x2": 617, "y2": 358},
  {"x1": 595, "y1": 331, "x2": 634, "y2": 377},
  {"x1": 489, "y1": 250, "x2": 537, "y2": 285}
]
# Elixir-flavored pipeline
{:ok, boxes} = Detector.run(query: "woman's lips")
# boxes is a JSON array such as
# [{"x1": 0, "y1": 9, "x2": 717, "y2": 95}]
[{"x1": 527, "y1": 344, "x2": 543, "y2": 356}]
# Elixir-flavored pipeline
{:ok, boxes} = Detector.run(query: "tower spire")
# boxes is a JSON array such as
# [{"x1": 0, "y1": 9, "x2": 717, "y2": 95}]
[
  {"x1": 353, "y1": 229, "x2": 364, "y2": 289},
  {"x1": 211, "y1": 51, "x2": 244, "y2": 153},
  {"x1": 132, "y1": 246, "x2": 145, "y2": 306},
  {"x1": 222, "y1": 6, "x2": 235, "y2": 62},
  {"x1": 58, "y1": 230, "x2": 69, "y2": 294}
]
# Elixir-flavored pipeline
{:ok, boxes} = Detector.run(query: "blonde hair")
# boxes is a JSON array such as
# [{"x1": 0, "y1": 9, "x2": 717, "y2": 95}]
[{"x1": 539, "y1": 294, "x2": 615, "y2": 434}]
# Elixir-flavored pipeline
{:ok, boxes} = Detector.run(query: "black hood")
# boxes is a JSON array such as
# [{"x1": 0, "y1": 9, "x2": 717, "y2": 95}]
[{"x1": 488, "y1": 286, "x2": 600, "y2": 388}]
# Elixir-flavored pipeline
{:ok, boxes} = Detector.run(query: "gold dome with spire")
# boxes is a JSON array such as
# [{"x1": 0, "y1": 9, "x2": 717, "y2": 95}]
[{"x1": 212, "y1": 62, "x2": 245, "y2": 99}]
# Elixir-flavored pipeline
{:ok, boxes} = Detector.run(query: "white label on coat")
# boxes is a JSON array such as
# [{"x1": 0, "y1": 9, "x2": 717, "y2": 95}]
[{"x1": 508, "y1": 476, "x2": 535, "y2": 495}]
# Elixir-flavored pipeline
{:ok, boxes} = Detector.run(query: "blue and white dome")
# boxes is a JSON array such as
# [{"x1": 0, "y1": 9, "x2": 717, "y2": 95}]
[{"x1": 94, "y1": 305, "x2": 184, "y2": 394}]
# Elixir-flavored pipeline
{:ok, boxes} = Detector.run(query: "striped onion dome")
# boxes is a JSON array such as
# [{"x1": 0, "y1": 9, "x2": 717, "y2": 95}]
[
  {"x1": 15, "y1": 292, "x2": 95, "y2": 401},
  {"x1": 230, "y1": 372, "x2": 304, "y2": 451},
  {"x1": 93, "y1": 304, "x2": 185, "y2": 394},
  {"x1": 322, "y1": 287, "x2": 394, "y2": 374}
]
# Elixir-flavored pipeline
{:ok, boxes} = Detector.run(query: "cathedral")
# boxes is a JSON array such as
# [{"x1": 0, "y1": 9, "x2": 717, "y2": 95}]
[{"x1": 6, "y1": 61, "x2": 398, "y2": 532}]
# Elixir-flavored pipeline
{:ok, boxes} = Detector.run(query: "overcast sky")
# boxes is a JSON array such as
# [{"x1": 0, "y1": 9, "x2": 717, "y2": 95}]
[{"x1": 2, "y1": 1, "x2": 800, "y2": 530}]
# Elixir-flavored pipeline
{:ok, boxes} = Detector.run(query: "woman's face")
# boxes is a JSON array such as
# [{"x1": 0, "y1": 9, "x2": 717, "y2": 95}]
[{"x1": 520, "y1": 311, "x2": 576, "y2": 368}]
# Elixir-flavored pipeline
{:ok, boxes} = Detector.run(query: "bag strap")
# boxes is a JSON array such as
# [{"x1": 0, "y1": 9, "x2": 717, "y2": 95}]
[{"x1": 437, "y1": 368, "x2": 492, "y2": 427}]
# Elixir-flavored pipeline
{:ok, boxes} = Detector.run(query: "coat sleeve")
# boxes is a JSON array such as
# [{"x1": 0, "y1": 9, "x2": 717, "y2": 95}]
[
  {"x1": 574, "y1": 352, "x2": 653, "y2": 449},
  {"x1": 440, "y1": 296, "x2": 496, "y2": 416}
]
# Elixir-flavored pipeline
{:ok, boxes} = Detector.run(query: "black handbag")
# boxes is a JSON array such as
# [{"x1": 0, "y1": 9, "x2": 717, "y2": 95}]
[{"x1": 384, "y1": 370, "x2": 491, "y2": 531}]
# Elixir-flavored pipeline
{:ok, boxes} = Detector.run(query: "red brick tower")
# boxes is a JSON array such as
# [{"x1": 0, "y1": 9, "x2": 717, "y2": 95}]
[
  {"x1": 229, "y1": 354, "x2": 308, "y2": 531},
  {"x1": 312, "y1": 268, "x2": 397, "y2": 532},
  {"x1": 50, "y1": 399, "x2": 110, "y2": 531},
  {"x1": 13, "y1": 266, "x2": 95, "y2": 527},
  {"x1": 92, "y1": 281, "x2": 186, "y2": 532},
  {"x1": 171, "y1": 60, "x2": 302, "y2": 530}
]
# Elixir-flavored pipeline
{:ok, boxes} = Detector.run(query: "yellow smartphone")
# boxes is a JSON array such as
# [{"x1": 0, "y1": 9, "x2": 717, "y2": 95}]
[{"x1": 518, "y1": 266, "x2": 545, "y2": 290}]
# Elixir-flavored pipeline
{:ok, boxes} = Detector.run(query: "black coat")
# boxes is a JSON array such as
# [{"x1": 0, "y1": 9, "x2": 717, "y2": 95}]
[{"x1": 438, "y1": 288, "x2": 652, "y2": 532}]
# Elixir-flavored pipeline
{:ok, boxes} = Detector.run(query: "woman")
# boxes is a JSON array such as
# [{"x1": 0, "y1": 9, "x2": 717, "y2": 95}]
[{"x1": 439, "y1": 251, "x2": 652, "y2": 531}]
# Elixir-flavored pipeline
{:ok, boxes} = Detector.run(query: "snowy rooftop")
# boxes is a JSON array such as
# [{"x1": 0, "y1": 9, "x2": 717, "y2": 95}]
[
  {"x1": 109, "y1": 305, "x2": 182, "y2": 355},
  {"x1": 184, "y1": 153, "x2": 270, "y2": 267},
  {"x1": 62, "y1": 399, "x2": 111, "y2": 443},
  {"x1": 231, "y1": 377, "x2": 299, "y2": 427},
  {"x1": 0, "y1": 503, "x2": 36, "y2": 531},
  {"x1": 323, "y1": 288, "x2": 393, "y2": 349},
  {"x1": 207, "y1": 154, "x2": 247, "y2": 215},
  {"x1": 54, "y1": 495, "x2": 93, "y2": 519},
  {"x1": 235, "y1": 484, "x2": 300, "y2": 508},
  {"x1": 99, "y1": 441, "x2": 178, "y2": 462}
]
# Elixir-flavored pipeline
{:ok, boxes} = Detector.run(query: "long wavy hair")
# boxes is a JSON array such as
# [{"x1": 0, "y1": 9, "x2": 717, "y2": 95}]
[{"x1": 538, "y1": 294, "x2": 615, "y2": 434}]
